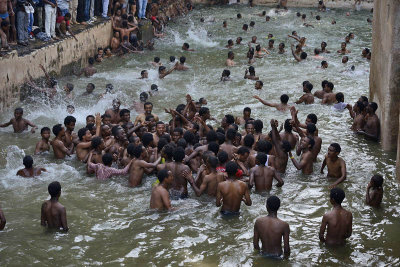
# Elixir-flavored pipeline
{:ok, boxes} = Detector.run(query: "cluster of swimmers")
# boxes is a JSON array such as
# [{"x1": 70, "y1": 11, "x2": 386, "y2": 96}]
[{"x1": 0, "y1": 4, "x2": 385, "y2": 259}]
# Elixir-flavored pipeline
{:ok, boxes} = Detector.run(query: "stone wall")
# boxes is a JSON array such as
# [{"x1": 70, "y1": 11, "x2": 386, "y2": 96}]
[
  {"x1": 191, "y1": 0, "x2": 374, "y2": 9},
  {"x1": 0, "y1": 21, "x2": 113, "y2": 111},
  {"x1": 368, "y1": 0, "x2": 400, "y2": 177}
]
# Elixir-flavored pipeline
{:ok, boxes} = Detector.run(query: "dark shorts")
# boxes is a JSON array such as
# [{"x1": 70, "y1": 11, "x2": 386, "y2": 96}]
[
  {"x1": 169, "y1": 189, "x2": 188, "y2": 200},
  {"x1": 0, "y1": 12, "x2": 9, "y2": 19},
  {"x1": 260, "y1": 252, "x2": 283, "y2": 260},
  {"x1": 220, "y1": 210, "x2": 240, "y2": 217}
]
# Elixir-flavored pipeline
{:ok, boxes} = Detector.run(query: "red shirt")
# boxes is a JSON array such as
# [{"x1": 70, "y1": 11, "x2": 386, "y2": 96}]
[{"x1": 56, "y1": 16, "x2": 70, "y2": 27}]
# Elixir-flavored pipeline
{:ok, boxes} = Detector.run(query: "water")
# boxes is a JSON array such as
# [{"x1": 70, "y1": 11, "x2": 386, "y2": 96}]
[{"x1": 1, "y1": 5, "x2": 399, "y2": 266}]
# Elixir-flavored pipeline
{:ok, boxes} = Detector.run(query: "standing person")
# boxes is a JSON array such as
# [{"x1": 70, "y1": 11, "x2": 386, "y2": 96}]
[
  {"x1": 249, "y1": 153, "x2": 283, "y2": 192},
  {"x1": 69, "y1": 0, "x2": 78, "y2": 23},
  {"x1": 101, "y1": 0, "x2": 109, "y2": 18},
  {"x1": 319, "y1": 188, "x2": 352, "y2": 246},
  {"x1": 216, "y1": 161, "x2": 252, "y2": 216},
  {"x1": 16, "y1": 0, "x2": 29, "y2": 45},
  {"x1": 365, "y1": 174, "x2": 384, "y2": 207},
  {"x1": 320, "y1": 143, "x2": 347, "y2": 188},
  {"x1": 0, "y1": 107, "x2": 37, "y2": 133},
  {"x1": 137, "y1": 0, "x2": 147, "y2": 19},
  {"x1": 253, "y1": 196, "x2": 290, "y2": 258},
  {"x1": 150, "y1": 169, "x2": 174, "y2": 211},
  {"x1": 44, "y1": 0, "x2": 57, "y2": 39},
  {"x1": 57, "y1": 0, "x2": 69, "y2": 16},
  {"x1": 41, "y1": 181, "x2": 69, "y2": 231}
]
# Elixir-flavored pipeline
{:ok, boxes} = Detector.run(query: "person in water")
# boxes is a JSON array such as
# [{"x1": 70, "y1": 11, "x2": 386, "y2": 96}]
[
  {"x1": 319, "y1": 188, "x2": 352, "y2": 246},
  {"x1": 0, "y1": 107, "x2": 37, "y2": 133},
  {"x1": 41, "y1": 181, "x2": 69, "y2": 231},
  {"x1": 17, "y1": 155, "x2": 46, "y2": 177},
  {"x1": 254, "y1": 196, "x2": 290, "y2": 258},
  {"x1": 150, "y1": 169, "x2": 174, "y2": 211},
  {"x1": 365, "y1": 174, "x2": 383, "y2": 207}
]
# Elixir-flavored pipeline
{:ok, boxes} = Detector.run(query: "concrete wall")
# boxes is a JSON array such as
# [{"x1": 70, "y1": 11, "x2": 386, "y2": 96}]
[
  {"x1": 192, "y1": 0, "x2": 374, "y2": 9},
  {"x1": 369, "y1": 0, "x2": 400, "y2": 177},
  {"x1": 0, "y1": 21, "x2": 113, "y2": 111}
]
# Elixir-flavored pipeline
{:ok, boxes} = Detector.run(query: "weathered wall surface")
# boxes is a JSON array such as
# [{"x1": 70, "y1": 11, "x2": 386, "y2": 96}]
[
  {"x1": 192, "y1": 0, "x2": 374, "y2": 9},
  {"x1": 0, "y1": 21, "x2": 113, "y2": 111}
]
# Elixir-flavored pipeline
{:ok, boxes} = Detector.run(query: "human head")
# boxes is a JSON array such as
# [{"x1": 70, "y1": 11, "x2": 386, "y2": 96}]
[
  {"x1": 179, "y1": 56, "x2": 186, "y2": 64},
  {"x1": 280, "y1": 94, "x2": 289, "y2": 104},
  {"x1": 284, "y1": 119, "x2": 292, "y2": 133},
  {"x1": 371, "y1": 174, "x2": 383, "y2": 188},
  {"x1": 41, "y1": 127, "x2": 51, "y2": 139},
  {"x1": 173, "y1": 147, "x2": 185, "y2": 162},
  {"x1": 48, "y1": 181, "x2": 61, "y2": 198},
  {"x1": 316, "y1": 15, "x2": 321, "y2": 20},
  {"x1": 14, "y1": 107, "x2": 23, "y2": 119},
  {"x1": 86, "y1": 83, "x2": 95, "y2": 94},
  {"x1": 88, "y1": 57, "x2": 95, "y2": 65},
  {"x1": 78, "y1": 127, "x2": 92, "y2": 141},
  {"x1": 335, "y1": 93, "x2": 344, "y2": 103},
  {"x1": 226, "y1": 161, "x2": 238, "y2": 177},
  {"x1": 300, "y1": 52, "x2": 308, "y2": 60},
  {"x1": 64, "y1": 116, "x2": 76, "y2": 131},
  {"x1": 321, "y1": 61, "x2": 328, "y2": 68},
  {"x1": 23, "y1": 155, "x2": 33, "y2": 168},
  {"x1": 328, "y1": 143, "x2": 341, "y2": 158},
  {"x1": 157, "y1": 169, "x2": 173, "y2": 184},
  {"x1": 266, "y1": 195, "x2": 280, "y2": 212},
  {"x1": 52, "y1": 124, "x2": 64, "y2": 137},
  {"x1": 112, "y1": 99, "x2": 121, "y2": 110},
  {"x1": 237, "y1": 13, "x2": 242, "y2": 19},
  {"x1": 182, "y1": 43, "x2": 190, "y2": 50},
  {"x1": 91, "y1": 136, "x2": 104, "y2": 150},
  {"x1": 306, "y1": 114, "x2": 318, "y2": 125},
  {"x1": 199, "y1": 107, "x2": 210, "y2": 119},
  {"x1": 265, "y1": 16, "x2": 270, "y2": 21},
  {"x1": 306, "y1": 123, "x2": 317, "y2": 135},
  {"x1": 143, "y1": 102, "x2": 153, "y2": 115},
  {"x1": 300, "y1": 136, "x2": 315, "y2": 150},
  {"x1": 236, "y1": 37, "x2": 242, "y2": 44},
  {"x1": 242, "y1": 24, "x2": 248, "y2": 31},
  {"x1": 228, "y1": 51, "x2": 234, "y2": 60},
  {"x1": 330, "y1": 188, "x2": 345, "y2": 205},
  {"x1": 102, "y1": 153, "x2": 113, "y2": 166},
  {"x1": 141, "y1": 70, "x2": 148, "y2": 78}
]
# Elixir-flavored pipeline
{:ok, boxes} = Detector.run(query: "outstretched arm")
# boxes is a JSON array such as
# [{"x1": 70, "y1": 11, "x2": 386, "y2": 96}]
[
  {"x1": 39, "y1": 64, "x2": 52, "y2": 87},
  {"x1": 288, "y1": 35, "x2": 301, "y2": 42},
  {"x1": 253, "y1": 95, "x2": 277, "y2": 108}
]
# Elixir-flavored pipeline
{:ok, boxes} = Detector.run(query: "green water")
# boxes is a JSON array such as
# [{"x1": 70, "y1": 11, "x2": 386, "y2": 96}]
[{"x1": 0, "y1": 5, "x2": 399, "y2": 266}]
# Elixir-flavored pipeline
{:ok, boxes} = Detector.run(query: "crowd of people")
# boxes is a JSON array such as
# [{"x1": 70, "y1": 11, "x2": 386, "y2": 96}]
[{"x1": 0, "y1": 0, "x2": 384, "y2": 260}]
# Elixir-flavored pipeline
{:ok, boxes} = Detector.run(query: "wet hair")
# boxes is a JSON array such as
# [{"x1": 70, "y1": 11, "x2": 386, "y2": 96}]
[
  {"x1": 87, "y1": 83, "x2": 95, "y2": 90},
  {"x1": 222, "y1": 69, "x2": 230, "y2": 77},
  {"x1": 296, "y1": 12, "x2": 301, "y2": 17},
  {"x1": 254, "y1": 120, "x2": 263, "y2": 132},
  {"x1": 173, "y1": 147, "x2": 185, "y2": 162},
  {"x1": 208, "y1": 141, "x2": 219, "y2": 155},
  {"x1": 307, "y1": 114, "x2": 318, "y2": 124},
  {"x1": 88, "y1": 57, "x2": 95, "y2": 65},
  {"x1": 256, "y1": 80, "x2": 263, "y2": 87},
  {"x1": 238, "y1": 146, "x2": 250, "y2": 155},
  {"x1": 216, "y1": 132, "x2": 226, "y2": 145},
  {"x1": 64, "y1": 116, "x2": 76, "y2": 126},
  {"x1": 243, "y1": 24, "x2": 248, "y2": 30},
  {"x1": 306, "y1": 123, "x2": 317, "y2": 134},
  {"x1": 330, "y1": 143, "x2": 341, "y2": 153},
  {"x1": 141, "y1": 133, "x2": 154, "y2": 147},
  {"x1": 150, "y1": 84, "x2": 158, "y2": 92},
  {"x1": 217, "y1": 151, "x2": 229, "y2": 164},
  {"x1": 228, "y1": 51, "x2": 234, "y2": 58},
  {"x1": 267, "y1": 196, "x2": 280, "y2": 212},
  {"x1": 144, "y1": 102, "x2": 153, "y2": 108},
  {"x1": 157, "y1": 169, "x2": 170, "y2": 183},
  {"x1": 183, "y1": 43, "x2": 190, "y2": 49},
  {"x1": 141, "y1": 70, "x2": 147, "y2": 75},
  {"x1": 154, "y1": 57, "x2": 160, "y2": 63},
  {"x1": 265, "y1": 16, "x2": 270, "y2": 21},
  {"x1": 326, "y1": 82, "x2": 334, "y2": 90},
  {"x1": 169, "y1": 56, "x2": 175, "y2": 62},
  {"x1": 244, "y1": 107, "x2": 251, "y2": 113},
  {"x1": 23, "y1": 155, "x2": 33, "y2": 168},
  {"x1": 256, "y1": 153, "x2": 268, "y2": 165},
  {"x1": 244, "y1": 134, "x2": 255, "y2": 148},
  {"x1": 330, "y1": 188, "x2": 345, "y2": 204},
  {"x1": 355, "y1": 101, "x2": 365, "y2": 112},
  {"x1": 41, "y1": 127, "x2": 50, "y2": 134},
  {"x1": 183, "y1": 131, "x2": 195, "y2": 145},
  {"x1": 162, "y1": 143, "x2": 174, "y2": 160},
  {"x1": 227, "y1": 39, "x2": 233, "y2": 46},
  {"x1": 225, "y1": 114, "x2": 235, "y2": 125},
  {"x1": 369, "y1": 102, "x2": 378, "y2": 112},
  {"x1": 316, "y1": 15, "x2": 321, "y2": 20},
  {"x1": 119, "y1": 109, "x2": 130, "y2": 117},
  {"x1": 48, "y1": 181, "x2": 61, "y2": 198},
  {"x1": 91, "y1": 136, "x2": 102, "y2": 149},
  {"x1": 268, "y1": 39, "x2": 274, "y2": 44},
  {"x1": 207, "y1": 156, "x2": 218, "y2": 169},
  {"x1": 102, "y1": 153, "x2": 113, "y2": 166},
  {"x1": 280, "y1": 94, "x2": 289, "y2": 104},
  {"x1": 111, "y1": 126, "x2": 120, "y2": 137},
  {"x1": 65, "y1": 83, "x2": 74, "y2": 91},
  {"x1": 78, "y1": 127, "x2": 89, "y2": 141},
  {"x1": 321, "y1": 61, "x2": 328, "y2": 67},
  {"x1": 336, "y1": 93, "x2": 344, "y2": 102},
  {"x1": 226, "y1": 128, "x2": 237, "y2": 141},
  {"x1": 262, "y1": 11, "x2": 266, "y2": 15},
  {"x1": 322, "y1": 80, "x2": 328, "y2": 88},
  {"x1": 206, "y1": 130, "x2": 218, "y2": 142},
  {"x1": 130, "y1": 145, "x2": 143, "y2": 158},
  {"x1": 237, "y1": 13, "x2": 242, "y2": 18},
  {"x1": 102, "y1": 113, "x2": 111, "y2": 120},
  {"x1": 360, "y1": 96, "x2": 369, "y2": 103},
  {"x1": 256, "y1": 140, "x2": 272, "y2": 154},
  {"x1": 226, "y1": 161, "x2": 238, "y2": 176},
  {"x1": 248, "y1": 66, "x2": 255, "y2": 75},
  {"x1": 86, "y1": 115, "x2": 95, "y2": 122},
  {"x1": 306, "y1": 136, "x2": 315, "y2": 149},
  {"x1": 302, "y1": 14, "x2": 306, "y2": 19},
  {"x1": 52, "y1": 124, "x2": 63, "y2": 136},
  {"x1": 180, "y1": 56, "x2": 186, "y2": 64},
  {"x1": 282, "y1": 140, "x2": 292, "y2": 153},
  {"x1": 250, "y1": 21, "x2": 255, "y2": 27},
  {"x1": 177, "y1": 138, "x2": 187, "y2": 149},
  {"x1": 300, "y1": 52, "x2": 308, "y2": 59},
  {"x1": 305, "y1": 82, "x2": 313, "y2": 92},
  {"x1": 371, "y1": 174, "x2": 383, "y2": 187},
  {"x1": 199, "y1": 107, "x2": 210, "y2": 117},
  {"x1": 284, "y1": 119, "x2": 292, "y2": 133}
]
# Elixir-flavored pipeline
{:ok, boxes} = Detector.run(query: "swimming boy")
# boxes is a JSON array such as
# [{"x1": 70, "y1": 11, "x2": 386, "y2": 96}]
[
  {"x1": 41, "y1": 181, "x2": 68, "y2": 231},
  {"x1": 319, "y1": 188, "x2": 352, "y2": 246},
  {"x1": 253, "y1": 196, "x2": 290, "y2": 258},
  {"x1": 16, "y1": 155, "x2": 46, "y2": 177},
  {"x1": 253, "y1": 94, "x2": 291, "y2": 112},
  {"x1": 0, "y1": 107, "x2": 37, "y2": 133},
  {"x1": 35, "y1": 127, "x2": 51, "y2": 154}
]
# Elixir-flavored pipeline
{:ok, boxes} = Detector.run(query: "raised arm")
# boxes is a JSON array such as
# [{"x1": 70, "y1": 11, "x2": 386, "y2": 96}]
[
  {"x1": 39, "y1": 64, "x2": 52, "y2": 87},
  {"x1": 253, "y1": 95, "x2": 277, "y2": 108},
  {"x1": 288, "y1": 35, "x2": 300, "y2": 42},
  {"x1": 291, "y1": 44, "x2": 302, "y2": 62}
]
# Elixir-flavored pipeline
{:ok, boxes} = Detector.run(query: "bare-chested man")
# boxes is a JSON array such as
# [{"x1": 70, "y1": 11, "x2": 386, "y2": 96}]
[
  {"x1": 366, "y1": 174, "x2": 384, "y2": 207},
  {"x1": 270, "y1": 120, "x2": 292, "y2": 173},
  {"x1": 175, "y1": 56, "x2": 189, "y2": 71},
  {"x1": 314, "y1": 80, "x2": 329, "y2": 99},
  {"x1": 254, "y1": 95, "x2": 291, "y2": 112},
  {"x1": 346, "y1": 101, "x2": 366, "y2": 131},
  {"x1": 320, "y1": 143, "x2": 347, "y2": 188},
  {"x1": 105, "y1": 99, "x2": 122, "y2": 124},
  {"x1": 219, "y1": 128, "x2": 237, "y2": 160},
  {"x1": 235, "y1": 107, "x2": 251, "y2": 126},
  {"x1": 41, "y1": 181, "x2": 69, "y2": 231},
  {"x1": 254, "y1": 196, "x2": 290, "y2": 258},
  {"x1": 51, "y1": 124, "x2": 74, "y2": 159},
  {"x1": 134, "y1": 102, "x2": 159, "y2": 126},
  {"x1": 288, "y1": 136, "x2": 315, "y2": 175},
  {"x1": 150, "y1": 169, "x2": 174, "y2": 211},
  {"x1": 216, "y1": 161, "x2": 252, "y2": 216},
  {"x1": 0, "y1": 107, "x2": 37, "y2": 133},
  {"x1": 17, "y1": 156, "x2": 46, "y2": 177},
  {"x1": 152, "y1": 121, "x2": 165, "y2": 146},
  {"x1": 280, "y1": 119, "x2": 298, "y2": 150},
  {"x1": 250, "y1": 153, "x2": 283, "y2": 192},
  {"x1": 76, "y1": 57, "x2": 97, "y2": 77},
  {"x1": 357, "y1": 102, "x2": 380, "y2": 141},
  {"x1": 226, "y1": 51, "x2": 235, "y2": 66},
  {"x1": 337, "y1": 42, "x2": 350, "y2": 54},
  {"x1": 127, "y1": 145, "x2": 161, "y2": 187},
  {"x1": 319, "y1": 188, "x2": 352, "y2": 246},
  {"x1": 295, "y1": 81, "x2": 314, "y2": 104},
  {"x1": 110, "y1": 31, "x2": 121, "y2": 52},
  {"x1": 112, "y1": 20, "x2": 137, "y2": 42}
]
